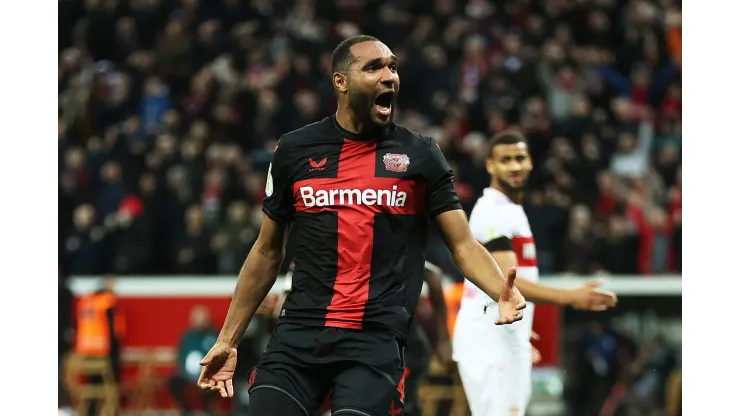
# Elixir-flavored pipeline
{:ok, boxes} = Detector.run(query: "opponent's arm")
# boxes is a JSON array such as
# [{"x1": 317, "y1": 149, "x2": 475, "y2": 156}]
[
  {"x1": 487, "y1": 243, "x2": 616, "y2": 310},
  {"x1": 435, "y1": 210, "x2": 509, "y2": 302},
  {"x1": 489, "y1": 247, "x2": 568, "y2": 305},
  {"x1": 216, "y1": 216, "x2": 289, "y2": 347}
]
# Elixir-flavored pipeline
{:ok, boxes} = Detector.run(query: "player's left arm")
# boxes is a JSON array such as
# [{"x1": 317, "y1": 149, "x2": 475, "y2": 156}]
[
  {"x1": 424, "y1": 140, "x2": 519, "y2": 308},
  {"x1": 435, "y1": 210, "x2": 510, "y2": 302}
]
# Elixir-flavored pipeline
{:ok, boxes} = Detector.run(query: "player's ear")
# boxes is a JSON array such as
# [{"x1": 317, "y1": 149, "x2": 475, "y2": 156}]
[
  {"x1": 524, "y1": 155, "x2": 534, "y2": 172},
  {"x1": 485, "y1": 157, "x2": 495, "y2": 176},
  {"x1": 333, "y1": 72, "x2": 348, "y2": 94}
]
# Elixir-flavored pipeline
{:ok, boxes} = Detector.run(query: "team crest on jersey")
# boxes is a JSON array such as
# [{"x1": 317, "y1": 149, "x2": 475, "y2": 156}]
[{"x1": 383, "y1": 153, "x2": 410, "y2": 172}]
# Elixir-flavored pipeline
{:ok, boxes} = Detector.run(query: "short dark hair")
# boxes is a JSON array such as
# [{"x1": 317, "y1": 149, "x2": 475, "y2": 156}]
[
  {"x1": 331, "y1": 35, "x2": 380, "y2": 74},
  {"x1": 487, "y1": 130, "x2": 527, "y2": 157}
]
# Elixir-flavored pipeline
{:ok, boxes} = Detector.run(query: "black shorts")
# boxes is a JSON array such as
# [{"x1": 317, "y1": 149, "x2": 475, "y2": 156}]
[{"x1": 247, "y1": 323, "x2": 407, "y2": 416}]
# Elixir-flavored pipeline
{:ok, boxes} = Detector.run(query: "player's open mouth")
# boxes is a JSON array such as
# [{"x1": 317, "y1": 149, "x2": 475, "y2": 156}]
[{"x1": 374, "y1": 91, "x2": 394, "y2": 116}]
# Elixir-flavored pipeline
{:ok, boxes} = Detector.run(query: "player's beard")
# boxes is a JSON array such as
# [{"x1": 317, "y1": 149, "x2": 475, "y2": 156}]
[
  {"x1": 348, "y1": 88, "x2": 377, "y2": 126},
  {"x1": 497, "y1": 177, "x2": 527, "y2": 203},
  {"x1": 348, "y1": 85, "x2": 395, "y2": 128}
]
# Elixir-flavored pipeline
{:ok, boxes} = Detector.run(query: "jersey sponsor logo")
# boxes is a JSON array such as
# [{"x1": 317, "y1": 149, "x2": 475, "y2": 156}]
[
  {"x1": 299, "y1": 185, "x2": 408, "y2": 208},
  {"x1": 383, "y1": 153, "x2": 410, "y2": 173},
  {"x1": 512, "y1": 235, "x2": 537, "y2": 268},
  {"x1": 522, "y1": 241, "x2": 536, "y2": 260},
  {"x1": 265, "y1": 163, "x2": 274, "y2": 197},
  {"x1": 308, "y1": 157, "x2": 327, "y2": 172}
]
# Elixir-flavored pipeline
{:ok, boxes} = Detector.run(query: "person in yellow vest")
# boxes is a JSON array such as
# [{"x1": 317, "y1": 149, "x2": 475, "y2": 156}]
[{"x1": 75, "y1": 275, "x2": 126, "y2": 416}]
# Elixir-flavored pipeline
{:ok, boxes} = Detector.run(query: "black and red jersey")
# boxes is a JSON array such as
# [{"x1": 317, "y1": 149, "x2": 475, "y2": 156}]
[{"x1": 262, "y1": 116, "x2": 461, "y2": 340}]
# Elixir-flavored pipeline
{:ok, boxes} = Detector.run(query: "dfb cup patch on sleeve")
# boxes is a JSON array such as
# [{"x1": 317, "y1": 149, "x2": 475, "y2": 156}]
[{"x1": 265, "y1": 163, "x2": 274, "y2": 197}]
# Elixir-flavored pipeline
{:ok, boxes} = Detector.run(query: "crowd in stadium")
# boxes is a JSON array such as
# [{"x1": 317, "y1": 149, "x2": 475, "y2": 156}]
[
  {"x1": 58, "y1": 1, "x2": 682, "y2": 415},
  {"x1": 59, "y1": 0, "x2": 682, "y2": 278}
]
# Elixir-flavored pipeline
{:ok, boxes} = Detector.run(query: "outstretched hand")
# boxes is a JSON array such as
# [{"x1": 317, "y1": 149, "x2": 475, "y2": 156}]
[
  {"x1": 496, "y1": 266, "x2": 526, "y2": 325},
  {"x1": 567, "y1": 280, "x2": 618, "y2": 311},
  {"x1": 197, "y1": 342, "x2": 238, "y2": 398}
]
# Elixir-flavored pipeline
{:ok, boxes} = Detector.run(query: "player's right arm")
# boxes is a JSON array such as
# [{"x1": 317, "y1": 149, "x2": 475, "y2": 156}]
[
  {"x1": 216, "y1": 215, "x2": 289, "y2": 347},
  {"x1": 198, "y1": 140, "x2": 295, "y2": 398},
  {"x1": 217, "y1": 140, "x2": 295, "y2": 346}
]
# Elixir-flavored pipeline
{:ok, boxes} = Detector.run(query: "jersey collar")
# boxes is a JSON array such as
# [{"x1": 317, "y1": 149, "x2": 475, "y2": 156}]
[{"x1": 484, "y1": 187, "x2": 515, "y2": 204}]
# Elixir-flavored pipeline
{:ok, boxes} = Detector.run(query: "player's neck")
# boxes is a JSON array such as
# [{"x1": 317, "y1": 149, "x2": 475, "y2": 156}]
[
  {"x1": 335, "y1": 108, "x2": 379, "y2": 136},
  {"x1": 491, "y1": 182, "x2": 523, "y2": 205}
]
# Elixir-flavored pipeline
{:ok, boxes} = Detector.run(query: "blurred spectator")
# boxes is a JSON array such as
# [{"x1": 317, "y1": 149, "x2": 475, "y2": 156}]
[
  {"x1": 59, "y1": 0, "x2": 681, "y2": 277},
  {"x1": 141, "y1": 76, "x2": 172, "y2": 136},
  {"x1": 106, "y1": 194, "x2": 155, "y2": 274},
  {"x1": 637, "y1": 206, "x2": 674, "y2": 275},
  {"x1": 97, "y1": 161, "x2": 127, "y2": 220},
  {"x1": 169, "y1": 305, "x2": 219, "y2": 416},
  {"x1": 58, "y1": 269, "x2": 74, "y2": 412},
  {"x1": 627, "y1": 335, "x2": 678, "y2": 412},
  {"x1": 578, "y1": 321, "x2": 621, "y2": 415},
  {"x1": 63, "y1": 204, "x2": 107, "y2": 275},
  {"x1": 212, "y1": 201, "x2": 260, "y2": 274},
  {"x1": 172, "y1": 204, "x2": 215, "y2": 274},
  {"x1": 595, "y1": 214, "x2": 639, "y2": 274},
  {"x1": 75, "y1": 276, "x2": 125, "y2": 416},
  {"x1": 611, "y1": 118, "x2": 654, "y2": 179},
  {"x1": 524, "y1": 189, "x2": 568, "y2": 274},
  {"x1": 563, "y1": 205, "x2": 598, "y2": 274},
  {"x1": 670, "y1": 165, "x2": 682, "y2": 272}
]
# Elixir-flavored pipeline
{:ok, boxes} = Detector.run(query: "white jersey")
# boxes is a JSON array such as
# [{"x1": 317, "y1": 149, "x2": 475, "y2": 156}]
[
  {"x1": 458, "y1": 187, "x2": 539, "y2": 320},
  {"x1": 452, "y1": 187, "x2": 539, "y2": 416}
]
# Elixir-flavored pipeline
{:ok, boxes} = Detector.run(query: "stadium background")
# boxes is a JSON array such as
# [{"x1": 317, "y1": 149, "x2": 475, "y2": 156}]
[{"x1": 58, "y1": 0, "x2": 682, "y2": 415}]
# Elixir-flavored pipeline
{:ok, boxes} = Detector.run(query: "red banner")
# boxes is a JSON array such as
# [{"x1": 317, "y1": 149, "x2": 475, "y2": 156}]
[{"x1": 68, "y1": 277, "x2": 562, "y2": 410}]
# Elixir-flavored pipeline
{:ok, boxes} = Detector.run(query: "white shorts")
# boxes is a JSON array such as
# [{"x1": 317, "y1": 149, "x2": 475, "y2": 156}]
[{"x1": 453, "y1": 302, "x2": 535, "y2": 416}]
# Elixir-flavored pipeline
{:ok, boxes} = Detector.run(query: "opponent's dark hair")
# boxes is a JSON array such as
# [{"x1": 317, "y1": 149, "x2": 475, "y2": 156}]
[
  {"x1": 331, "y1": 35, "x2": 381, "y2": 74},
  {"x1": 487, "y1": 130, "x2": 528, "y2": 157}
]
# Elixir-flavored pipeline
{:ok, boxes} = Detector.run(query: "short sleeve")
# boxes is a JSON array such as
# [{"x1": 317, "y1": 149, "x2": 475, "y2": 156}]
[
  {"x1": 425, "y1": 141, "x2": 462, "y2": 219},
  {"x1": 262, "y1": 140, "x2": 295, "y2": 223},
  {"x1": 468, "y1": 202, "x2": 515, "y2": 252}
]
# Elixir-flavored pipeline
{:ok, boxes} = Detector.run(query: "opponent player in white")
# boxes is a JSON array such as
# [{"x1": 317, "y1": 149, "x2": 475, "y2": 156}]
[{"x1": 452, "y1": 131, "x2": 618, "y2": 416}]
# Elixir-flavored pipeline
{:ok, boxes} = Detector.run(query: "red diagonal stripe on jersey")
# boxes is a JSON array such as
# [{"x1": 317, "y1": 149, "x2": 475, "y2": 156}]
[{"x1": 292, "y1": 139, "x2": 423, "y2": 329}]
